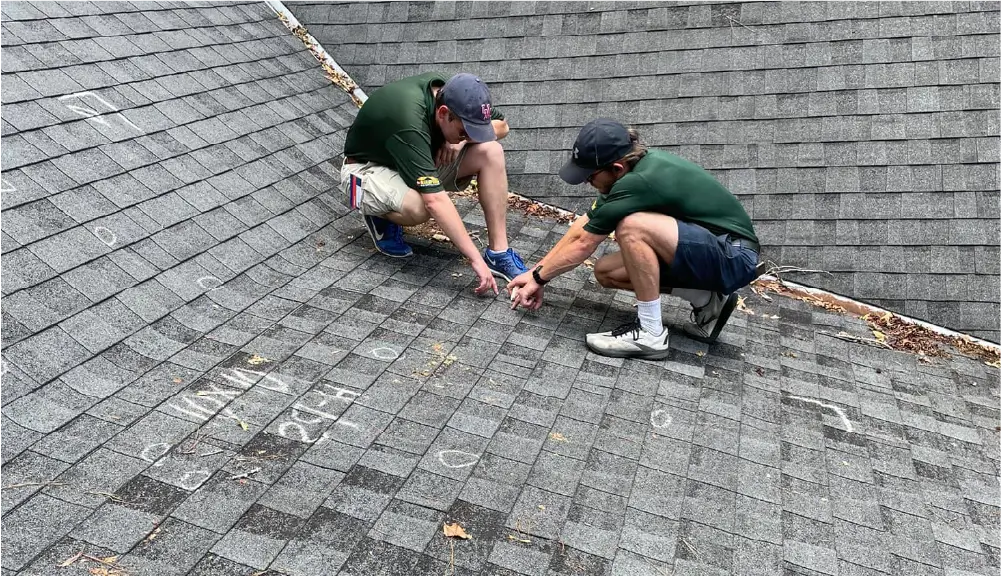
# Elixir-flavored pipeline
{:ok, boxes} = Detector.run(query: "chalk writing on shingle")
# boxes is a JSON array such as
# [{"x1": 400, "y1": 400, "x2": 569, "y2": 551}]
[
  {"x1": 221, "y1": 367, "x2": 290, "y2": 395},
  {"x1": 139, "y1": 442, "x2": 171, "y2": 466},
  {"x1": 279, "y1": 382, "x2": 360, "y2": 443},
  {"x1": 178, "y1": 469, "x2": 211, "y2": 491},
  {"x1": 0, "y1": 178, "x2": 15, "y2": 193},
  {"x1": 57, "y1": 91, "x2": 144, "y2": 134}
]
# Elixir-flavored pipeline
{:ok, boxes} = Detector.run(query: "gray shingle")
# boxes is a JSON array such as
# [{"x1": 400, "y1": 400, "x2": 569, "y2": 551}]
[
  {"x1": 27, "y1": 226, "x2": 112, "y2": 273},
  {"x1": 5, "y1": 327, "x2": 92, "y2": 385}
]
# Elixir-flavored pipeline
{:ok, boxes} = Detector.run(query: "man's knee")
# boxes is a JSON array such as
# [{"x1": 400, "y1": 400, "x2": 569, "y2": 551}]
[
  {"x1": 594, "y1": 267, "x2": 614, "y2": 288},
  {"x1": 593, "y1": 255, "x2": 623, "y2": 288},
  {"x1": 387, "y1": 189, "x2": 430, "y2": 225},
  {"x1": 464, "y1": 140, "x2": 505, "y2": 172}
]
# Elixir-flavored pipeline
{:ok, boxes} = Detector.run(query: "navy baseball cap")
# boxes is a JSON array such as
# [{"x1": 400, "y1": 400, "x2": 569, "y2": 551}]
[
  {"x1": 559, "y1": 118, "x2": 633, "y2": 185},
  {"x1": 441, "y1": 73, "x2": 496, "y2": 143}
]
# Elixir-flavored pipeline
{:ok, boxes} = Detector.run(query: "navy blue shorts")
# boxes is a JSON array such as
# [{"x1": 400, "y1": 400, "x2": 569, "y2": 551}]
[{"x1": 660, "y1": 221, "x2": 759, "y2": 294}]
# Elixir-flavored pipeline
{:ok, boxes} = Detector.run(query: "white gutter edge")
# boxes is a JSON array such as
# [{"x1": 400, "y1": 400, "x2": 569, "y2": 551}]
[
  {"x1": 264, "y1": 0, "x2": 369, "y2": 106},
  {"x1": 265, "y1": 1, "x2": 998, "y2": 352},
  {"x1": 757, "y1": 274, "x2": 1001, "y2": 352}
]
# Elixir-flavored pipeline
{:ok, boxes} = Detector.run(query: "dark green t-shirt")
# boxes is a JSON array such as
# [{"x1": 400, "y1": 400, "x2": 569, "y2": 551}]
[
  {"x1": 584, "y1": 149, "x2": 757, "y2": 242},
  {"x1": 342, "y1": 71, "x2": 505, "y2": 194}
]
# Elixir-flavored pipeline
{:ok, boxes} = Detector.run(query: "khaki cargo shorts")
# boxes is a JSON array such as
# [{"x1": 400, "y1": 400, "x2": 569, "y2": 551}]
[{"x1": 340, "y1": 148, "x2": 471, "y2": 217}]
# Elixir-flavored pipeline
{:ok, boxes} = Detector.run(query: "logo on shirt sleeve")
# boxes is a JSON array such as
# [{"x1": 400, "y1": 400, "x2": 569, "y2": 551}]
[
  {"x1": 591, "y1": 200, "x2": 597, "y2": 210},
  {"x1": 416, "y1": 176, "x2": 441, "y2": 188}
]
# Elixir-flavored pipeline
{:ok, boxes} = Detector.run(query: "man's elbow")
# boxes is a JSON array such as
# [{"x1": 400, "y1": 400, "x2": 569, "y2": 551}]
[
  {"x1": 493, "y1": 120, "x2": 510, "y2": 140},
  {"x1": 571, "y1": 236, "x2": 600, "y2": 261}
]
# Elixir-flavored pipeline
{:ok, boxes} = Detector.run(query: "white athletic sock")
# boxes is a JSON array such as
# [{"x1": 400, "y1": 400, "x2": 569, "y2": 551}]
[
  {"x1": 673, "y1": 288, "x2": 712, "y2": 308},
  {"x1": 636, "y1": 299, "x2": 664, "y2": 336}
]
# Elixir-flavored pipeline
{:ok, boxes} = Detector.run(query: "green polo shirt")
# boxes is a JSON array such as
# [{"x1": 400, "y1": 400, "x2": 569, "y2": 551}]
[
  {"x1": 584, "y1": 149, "x2": 757, "y2": 242},
  {"x1": 342, "y1": 71, "x2": 505, "y2": 194}
]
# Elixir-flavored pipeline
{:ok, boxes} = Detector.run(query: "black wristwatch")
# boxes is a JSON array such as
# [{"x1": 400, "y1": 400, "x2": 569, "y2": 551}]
[{"x1": 532, "y1": 266, "x2": 548, "y2": 286}]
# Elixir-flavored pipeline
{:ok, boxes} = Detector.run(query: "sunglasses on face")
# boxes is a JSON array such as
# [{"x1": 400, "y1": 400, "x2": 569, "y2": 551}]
[{"x1": 587, "y1": 166, "x2": 612, "y2": 184}]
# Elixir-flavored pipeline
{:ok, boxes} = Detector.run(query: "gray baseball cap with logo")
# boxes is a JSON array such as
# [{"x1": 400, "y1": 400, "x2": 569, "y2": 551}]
[
  {"x1": 440, "y1": 73, "x2": 497, "y2": 143},
  {"x1": 558, "y1": 118, "x2": 633, "y2": 184}
]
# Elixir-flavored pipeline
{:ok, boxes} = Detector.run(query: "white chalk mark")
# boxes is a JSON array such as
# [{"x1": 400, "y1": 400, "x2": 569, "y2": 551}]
[
  {"x1": 437, "y1": 449, "x2": 480, "y2": 469},
  {"x1": 291, "y1": 403, "x2": 339, "y2": 425},
  {"x1": 222, "y1": 367, "x2": 290, "y2": 394},
  {"x1": 0, "y1": 360, "x2": 9, "y2": 378},
  {"x1": 278, "y1": 421, "x2": 312, "y2": 443},
  {"x1": 93, "y1": 226, "x2": 116, "y2": 247},
  {"x1": 0, "y1": 178, "x2": 15, "y2": 193},
  {"x1": 650, "y1": 409, "x2": 673, "y2": 429},
  {"x1": 370, "y1": 346, "x2": 400, "y2": 361},
  {"x1": 786, "y1": 394, "x2": 854, "y2": 433},
  {"x1": 196, "y1": 276, "x2": 223, "y2": 291},
  {"x1": 178, "y1": 470, "x2": 211, "y2": 490},
  {"x1": 139, "y1": 443, "x2": 171, "y2": 466},
  {"x1": 315, "y1": 383, "x2": 359, "y2": 402},
  {"x1": 58, "y1": 91, "x2": 144, "y2": 133},
  {"x1": 335, "y1": 420, "x2": 359, "y2": 429}
]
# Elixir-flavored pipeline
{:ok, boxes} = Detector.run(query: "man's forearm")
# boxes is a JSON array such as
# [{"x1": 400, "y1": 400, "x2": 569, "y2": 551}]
[
  {"x1": 425, "y1": 194, "x2": 482, "y2": 263},
  {"x1": 536, "y1": 237, "x2": 594, "y2": 280}
]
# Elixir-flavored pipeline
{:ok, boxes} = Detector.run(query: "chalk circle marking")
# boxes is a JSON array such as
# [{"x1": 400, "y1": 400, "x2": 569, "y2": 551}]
[
  {"x1": 197, "y1": 276, "x2": 223, "y2": 291},
  {"x1": 650, "y1": 409, "x2": 672, "y2": 429},
  {"x1": 370, "y1": 346, "x2": 400, "y2": 361},
  {"x1": 437, "y1": 449, "x2": 480, "y2": 469},
  {"x1": 93, "y1": 226, "x2": 117, "y2": 247}
]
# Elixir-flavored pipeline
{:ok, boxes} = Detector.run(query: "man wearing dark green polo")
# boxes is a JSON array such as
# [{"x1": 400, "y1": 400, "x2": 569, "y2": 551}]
[
  {"x1": 341, "y1": 72, "x2": 528, "y2": 295},
  {"x1": 507, "y1": 118, "x2": 760, "y2": 359}
]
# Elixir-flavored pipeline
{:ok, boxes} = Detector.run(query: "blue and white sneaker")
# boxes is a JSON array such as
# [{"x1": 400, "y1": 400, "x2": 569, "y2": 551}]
[
  {"x1": 483, "y1": 247, "x2": 528, "y2": 282},
  {"x1": 363, "y1": 214, "x2": 413, "y2": 258}
]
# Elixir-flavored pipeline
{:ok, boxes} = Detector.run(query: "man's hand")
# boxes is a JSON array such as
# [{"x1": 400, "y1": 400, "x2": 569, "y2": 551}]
[
  {"x1": 471, "y1": 260, "x2": 499, "y2": 296},
  {"x1": 507, "y1": 270, "x2": 543, "y2": 310},
  {"x1": 436, "y1": 141, "x2": 466, "y2": 167}
]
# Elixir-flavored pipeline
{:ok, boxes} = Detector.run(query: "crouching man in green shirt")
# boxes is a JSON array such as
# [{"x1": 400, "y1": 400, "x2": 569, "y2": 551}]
[
  {"x1": 341, "y1": 72, "x2": 528, "y2": 295},
  {"x1": 507, "y1": 119, "x2": 760, "y2": 359}
]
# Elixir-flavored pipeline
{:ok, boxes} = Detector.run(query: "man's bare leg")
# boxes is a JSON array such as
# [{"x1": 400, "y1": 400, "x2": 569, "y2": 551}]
[
  {"x1": 584, "y1": 213, "x2": 683, "y2": 359},
  {"x1": 382, "y1": 189, "x2": 430, "y2": 226},
  {"x1": 615, "y1": 213, "x2": 679, "y2": 335},
  {"x1": 456, "y1": 141, "x2": 509, "y2": 252}
]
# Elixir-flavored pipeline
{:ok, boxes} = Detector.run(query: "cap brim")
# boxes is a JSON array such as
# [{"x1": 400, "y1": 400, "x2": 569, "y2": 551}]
[
  {"x1": 558, "y1": 159, "x2": 593, "y2": 185},
  {"x1": 462, "y1": 119, "x2": 496, "y2": 143}
]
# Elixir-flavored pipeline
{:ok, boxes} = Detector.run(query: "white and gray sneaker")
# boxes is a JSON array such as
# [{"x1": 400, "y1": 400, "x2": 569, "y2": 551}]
[
  {"x1": 682, "y1": 292, "x2": 738, "y2": 344},
  {"x1": 586, "y1": 320, "x2": 670, "y2": 360}
]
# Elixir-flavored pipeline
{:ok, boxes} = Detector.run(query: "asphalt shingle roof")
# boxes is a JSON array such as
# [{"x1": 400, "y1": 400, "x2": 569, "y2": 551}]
[{"x1": 295, "y1": 0, "x2": 1001, "y2": 342}]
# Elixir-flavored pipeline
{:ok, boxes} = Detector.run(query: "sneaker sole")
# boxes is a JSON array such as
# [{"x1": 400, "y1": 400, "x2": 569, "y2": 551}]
[
  {"x1": 684, "y1": 293, "x2": 738, "y2": 344},
  {"x1": 375, "y1": 247, "x2": 413, "y2": 258},
  {"x1": 585, "y1": 341, "x2": 671, "y2": 360},
  {"x1": 489, "y1": 269, "x2": 516, "y2": 283}
]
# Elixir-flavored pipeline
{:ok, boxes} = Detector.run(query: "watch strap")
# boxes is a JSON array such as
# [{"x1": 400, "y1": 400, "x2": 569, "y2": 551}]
[{"x1": 532, "y1": 266, "x2": 548, "y2": 286}]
